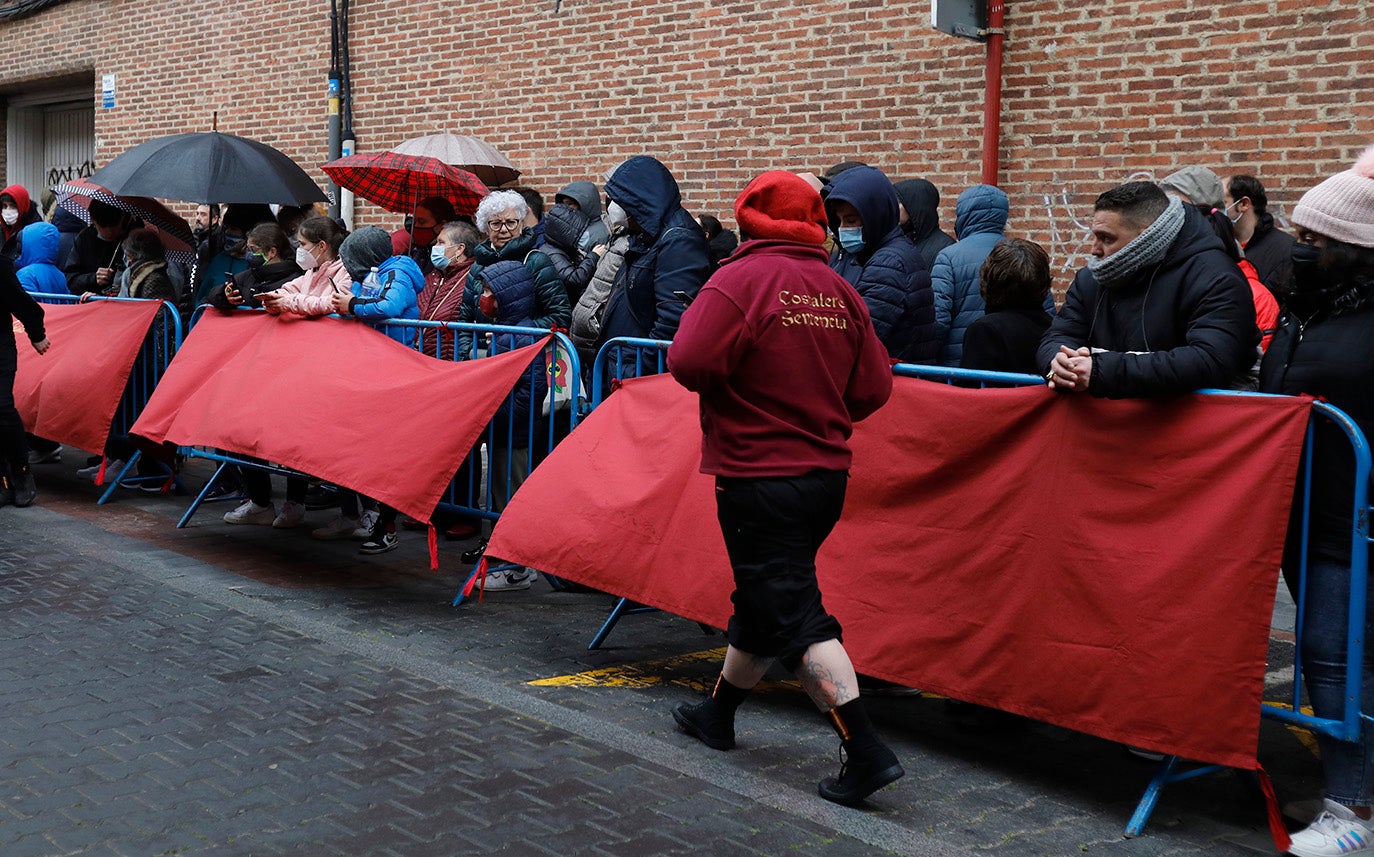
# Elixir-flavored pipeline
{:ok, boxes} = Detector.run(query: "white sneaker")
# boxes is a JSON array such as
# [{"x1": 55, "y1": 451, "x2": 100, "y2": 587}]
[
  {"x1": 312, "y1": 514, "x2": 361, "y2": 540},
  {"x1": 223, "y1": 500, "x2": 276, "y2": 526},
  {"x1": 483, "y1": 567, "x2": 533, "y2": 592},
  {"x1": 1288, "y1": 799, "x2": 1374, "y2": 857},
  {"x1": 272, "y1": 501, "x2": 306, "y2": 529},
  {"x1": 351, "y1": 509, "x2": 380, "y2": 540}
]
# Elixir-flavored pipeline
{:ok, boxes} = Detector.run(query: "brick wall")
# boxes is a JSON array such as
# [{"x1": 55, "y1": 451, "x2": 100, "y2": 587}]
[{"x1": 1, "y1": 0, "x2": 1371, "y2": 289}]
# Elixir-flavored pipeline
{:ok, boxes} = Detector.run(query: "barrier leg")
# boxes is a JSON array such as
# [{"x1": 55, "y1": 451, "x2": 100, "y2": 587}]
[
  {"x1": 1125, "y1": 757, "x2": 1227, "y2": 837},
  {"x1": 177, "y1": 462, "x2": 230, "y2": 529},
  {"x1": 452, "y1": 566, "x2": 481, "y2": 607},
  {"x1": 97, "y1": 453, "x2": 140, "y2": 505},
  {"x1": 588, "y1": 598, "x2": 661, "y2": 650}
]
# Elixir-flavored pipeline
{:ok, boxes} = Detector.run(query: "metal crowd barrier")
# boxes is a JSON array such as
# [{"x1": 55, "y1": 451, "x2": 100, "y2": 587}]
[
  {"x1": 1126, "y1": 395, "x2": 1373, "y2": 838},
  {"x1": 173, "y1": 311, "x2": 583, "y2": 600},
  {"x1": 29, "y1": 292, "x2": 185, "y2": 503}
]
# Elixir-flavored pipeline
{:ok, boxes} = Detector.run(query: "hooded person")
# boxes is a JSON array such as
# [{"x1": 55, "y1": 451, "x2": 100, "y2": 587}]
[
  {"x1": 929, "y1": 184, "x2": 1010, "y2": 366},
  {"x1": 1, "y1": 184, "x2": 42, "y2": 260},
  {"x1": 667, "y1": 171, "x2": 903, "y2": 807},
  {"x1": 14, "y1": 222, "x2": 67, "y2": 295},
  {"x1": 554, "y1": 180, "x2": 611, "y2": 254},
  {"x1": 1038, "y1": 180, "x2": 1258, "y2": 397},
  {"x1": 597, "y1": 156, "x2": 711, "y2": 348},
  {"x1": 823, "y1": 165, "x2": 937, "y2": 363},
  {"x1": 333, "y1": 225, "x2": 425, "y2": 344},
  {"x1": 893, "y1": 178, "x2": 955, "y2": 270},
  {"x1": 1159, "y1": 165, "x2": 1226, "y2": 210},
  {"x1": 540, "y1": 202, "x2": 602, "y2": 303}
]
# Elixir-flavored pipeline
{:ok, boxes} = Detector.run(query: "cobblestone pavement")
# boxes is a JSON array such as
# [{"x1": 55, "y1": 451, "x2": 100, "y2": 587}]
[{"x1": 0, "y1": 458, "x2": 1319, "y2": 856}]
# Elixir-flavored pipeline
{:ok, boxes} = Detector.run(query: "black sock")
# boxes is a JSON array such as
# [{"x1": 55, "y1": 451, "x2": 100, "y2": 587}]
[
  {"x1": 710, "y1": 675, "x2": 751, "y2": 713},
  {"x1": 826, "y1": 699, "x2": 879, "y2": 747}
]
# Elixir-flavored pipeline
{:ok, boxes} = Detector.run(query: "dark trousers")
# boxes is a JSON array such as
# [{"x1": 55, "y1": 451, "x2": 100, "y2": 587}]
[
  {"x1": 0, "y1": 346, "x2": 25, "y2": 476},
  {"x1": 714, "y1": 469, "x2": 847, "y2": 672},
  {"x1": 242, "y1": 469, "x2": 307, "y2": 508}
]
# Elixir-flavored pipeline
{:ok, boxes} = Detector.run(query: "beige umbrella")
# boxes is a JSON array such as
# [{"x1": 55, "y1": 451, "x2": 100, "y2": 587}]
[{"x1": 390, "y1": 133, "x2": 521, "y2": 188}]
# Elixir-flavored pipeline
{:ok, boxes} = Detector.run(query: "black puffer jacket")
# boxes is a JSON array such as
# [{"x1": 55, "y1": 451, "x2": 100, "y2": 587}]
[
  {"x1": 1260, "y1": 281, "x2": 1374, "y2": 565},
  {"x1": 1243, "y1": 212, "x2": 1295, "y2": 298},
  {"x1": 599, "y1": 156, "x2": 710, "y2": 344},
  {"x1": 825, "y1": 166, "x2": 937, "y2": 363},
  {"x1": 541, "y1": 203, "x2": 599, "y2": 303},
  {"x1": 1037, "y1": 204, "x2": 1259, "y2": 397}
]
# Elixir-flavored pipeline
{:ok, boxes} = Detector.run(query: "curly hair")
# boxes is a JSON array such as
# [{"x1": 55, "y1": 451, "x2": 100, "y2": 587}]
[{"x1": 474, "y1": 190, "x2": 528, "y2": 234}]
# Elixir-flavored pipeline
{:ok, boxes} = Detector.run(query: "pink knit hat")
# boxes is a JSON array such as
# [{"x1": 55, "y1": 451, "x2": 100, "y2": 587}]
[{"x1": 1292, "y1": 145, "x2": 1374, "y2": 248}]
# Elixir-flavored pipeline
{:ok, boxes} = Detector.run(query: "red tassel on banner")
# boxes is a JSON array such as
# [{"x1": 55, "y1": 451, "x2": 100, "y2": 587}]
[
  {"x1": 95, "y1": 457, "x2": 108, "y2": 486},
  {"x1": 1256, "y1": 765, "x2": 1291, "y2": 852},
  {"x1": 427, "y1": 524, "x2": 438, "y2": 572},
  {"x1": 475, "y1": 555, "x2": 490, "y2": 603},
  {"x1": 461, "y1": 555, "x2": 490, "y2": 600}
]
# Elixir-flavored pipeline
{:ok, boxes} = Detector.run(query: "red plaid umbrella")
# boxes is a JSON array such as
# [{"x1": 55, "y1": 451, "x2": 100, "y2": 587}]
[
  {"x1": 53, "y1": 178, "x2": 197, "y2": 263},
  {"x1": 321, "y1": 152, "x2": 489, "y2": 217}
]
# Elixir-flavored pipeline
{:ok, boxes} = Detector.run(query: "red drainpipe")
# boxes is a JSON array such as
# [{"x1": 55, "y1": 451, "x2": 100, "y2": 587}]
[{"x1": 980, "y1": 0, "x2": 1006, "y2": 187}]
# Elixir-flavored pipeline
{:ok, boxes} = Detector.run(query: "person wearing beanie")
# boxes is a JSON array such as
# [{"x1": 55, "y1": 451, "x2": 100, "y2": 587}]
[
  {"x1": 1259, "y1": 144, "x2": 1374, "y2": 857},
  {"x1": 824, "y1": 165, "x2": 938, "y2": 363},
  {"x1": 1159, "y1": 164, "x2": 1226, "y2": 210},
  {"x1": 667, "y1": 171, "x2": 904, "y2": 808},
  {"x1": 1039, "y1": 181, "x2": 1259, "y2": 397}
]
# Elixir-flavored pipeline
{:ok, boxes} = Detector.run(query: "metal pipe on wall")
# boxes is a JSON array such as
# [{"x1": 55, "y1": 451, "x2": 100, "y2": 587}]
[{"x1": 980, "y1": 0, "x2": 1005, "y2": 187}]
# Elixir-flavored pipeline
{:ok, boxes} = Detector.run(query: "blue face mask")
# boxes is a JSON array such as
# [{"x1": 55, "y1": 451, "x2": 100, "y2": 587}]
[
  {"x1": 222, "y1": 234, "x2": 244, "y2": 252},
  {"x1": 430, "y1": 244, "x2": 451, "y2": 270},
  {"x1": 838, "y1": 227, "x2": 865, "y2": 254}
]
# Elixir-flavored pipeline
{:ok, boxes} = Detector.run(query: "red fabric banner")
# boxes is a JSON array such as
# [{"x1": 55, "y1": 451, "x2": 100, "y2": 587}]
[
  {"x1": 13, "y1": 300, "x2": 163, "y2": 454},
  {"x1": 131, "y1": 312, "x2": 549, "y2": 523},
  {"x1": 486, "y1": 374, "x2": 1313, "y2": 770}
]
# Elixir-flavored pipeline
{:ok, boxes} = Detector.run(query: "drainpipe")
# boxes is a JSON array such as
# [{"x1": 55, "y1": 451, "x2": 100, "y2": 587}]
[{"x1": 980, "y1": 0, "x2": 1006, "y2": 187}]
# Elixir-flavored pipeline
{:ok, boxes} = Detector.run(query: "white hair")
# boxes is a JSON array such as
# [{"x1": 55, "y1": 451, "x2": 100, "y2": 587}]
[{"x1": 475, "y1": 190, "x2": 528, "y2": 233}]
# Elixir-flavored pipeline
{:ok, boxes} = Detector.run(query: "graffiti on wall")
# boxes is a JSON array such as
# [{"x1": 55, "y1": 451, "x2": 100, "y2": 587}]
[
  {"x1": 1041, "y1": 171, "x2": 1154, "y2": 273},
  {"x1": 46, "y1": 159, "x2": 96, "y2": 187}
]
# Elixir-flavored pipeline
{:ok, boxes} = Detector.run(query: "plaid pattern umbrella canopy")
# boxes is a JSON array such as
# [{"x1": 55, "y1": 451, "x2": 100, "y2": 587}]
[
  {"x1": 390, "y1": 133, "x2": 521, "y2": 188},
  {"x1": 53, "y1": 178, "x2": 197, "y2": 263},
  {"x1": 321, "y1": 152, "x2": 489, "y2": 216}
]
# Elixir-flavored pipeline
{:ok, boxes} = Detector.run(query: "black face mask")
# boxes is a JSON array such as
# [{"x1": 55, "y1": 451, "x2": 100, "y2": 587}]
[{"x1": 1290, "y1": 242, "x2": 1323, "y2": 293}]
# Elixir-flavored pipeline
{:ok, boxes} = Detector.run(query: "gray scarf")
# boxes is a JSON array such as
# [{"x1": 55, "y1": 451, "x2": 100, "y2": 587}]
[{"x1": 1087, "y1": 196, "x2": 1185, "y2": 288}]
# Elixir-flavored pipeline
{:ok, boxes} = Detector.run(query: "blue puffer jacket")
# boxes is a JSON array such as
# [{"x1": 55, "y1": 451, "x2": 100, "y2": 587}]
[
  {"x1": 599, "y1": 156, "x2": 711, "y2": 345},
  {"x1": 825, "y1": 166, "x2": 937, "y2": 363},
  {"x1": 350, "y1": 254, "x2": 426, "y2": 344},
  {"x1": 931, "y1": 184, "x2": 1009, "y2": 366},
  {"x1": 15, "y1": 222, "x2": 68, "y2": 295},
  {"x1": 480, "y1": 260, "x2": 549, "y2": 449}
]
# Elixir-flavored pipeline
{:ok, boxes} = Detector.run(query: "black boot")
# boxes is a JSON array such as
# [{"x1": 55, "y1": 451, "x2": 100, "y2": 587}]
[
  {"x1": 817, "y1": 699, "x2": 904, "y2": 806},
  {"x1": 12, "y1": 469, "x2": 37, "y2": 508},
  {"x1": 0, "y1": 475, "x2": 13, "y2": 508},
  {"x1": 673, "y1": 674, "x2": 750, "y2": 750}
]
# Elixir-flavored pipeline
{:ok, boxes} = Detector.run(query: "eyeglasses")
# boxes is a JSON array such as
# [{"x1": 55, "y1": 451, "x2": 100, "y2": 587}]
[{"x1": 487, "y1": 219, "x2": 521, "y2": 233}]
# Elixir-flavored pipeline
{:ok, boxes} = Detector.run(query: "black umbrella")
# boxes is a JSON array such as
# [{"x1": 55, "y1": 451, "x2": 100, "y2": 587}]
[{"x1": 89, "y1": 132, "x2": 328, "y2": 205}]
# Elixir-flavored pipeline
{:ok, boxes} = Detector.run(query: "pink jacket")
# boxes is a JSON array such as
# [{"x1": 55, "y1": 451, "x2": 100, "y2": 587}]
[{"x1": 276, "y1": 259, "x2": 353, "y2": 316}]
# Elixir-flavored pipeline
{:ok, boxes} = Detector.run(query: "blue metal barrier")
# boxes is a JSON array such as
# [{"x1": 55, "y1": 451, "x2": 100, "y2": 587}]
[
  {"x1": 173, "y1": 312, "x2": 581, "y2": 599},
  {"x1": 28, "y1": 292, "x2": 185, "y2": 502},
  {"x1": 1126, "y1": 396, "x2": 1373, "y2": 837}
]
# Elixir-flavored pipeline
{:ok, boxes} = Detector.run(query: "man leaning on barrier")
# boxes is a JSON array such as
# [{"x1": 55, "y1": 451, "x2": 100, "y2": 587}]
[
  {"x1": 1038, "y1": 181, "x2": 1259, "y2": 397},
  {"x1": 666, "y1": 171, "x2": 903, "y2": 807}
]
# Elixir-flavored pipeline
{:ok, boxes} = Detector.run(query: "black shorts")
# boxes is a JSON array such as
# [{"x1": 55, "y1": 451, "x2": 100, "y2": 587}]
[{"x1": 715, "y1": 469, "x2": 847, "y2": 672}]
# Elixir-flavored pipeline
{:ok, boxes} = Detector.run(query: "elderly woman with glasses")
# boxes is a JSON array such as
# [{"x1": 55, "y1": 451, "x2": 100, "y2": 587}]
[{"x1": 457, "y1": 190, "x2": 569, "y2": 358}]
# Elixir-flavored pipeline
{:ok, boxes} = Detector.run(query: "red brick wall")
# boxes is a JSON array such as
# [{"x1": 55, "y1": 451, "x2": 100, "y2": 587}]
[{"x1": 2, "y1": 0, "x2": 1371, "y2": 289}]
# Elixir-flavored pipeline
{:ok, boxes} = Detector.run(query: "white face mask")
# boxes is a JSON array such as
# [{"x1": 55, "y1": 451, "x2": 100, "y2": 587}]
[
  {"x1": 295, "y1": 244, "x2": 318, "y2": 270},
  {"x1": 1, "y1": 208, "x2": 18, "y2": 226},
  {"x1": 606, "y1": 201, "x2": 628, "y2": 231}
]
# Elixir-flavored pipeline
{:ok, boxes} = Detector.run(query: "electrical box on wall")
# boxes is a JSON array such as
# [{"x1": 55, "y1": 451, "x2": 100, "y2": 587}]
[{"x1": 931, "y1": 0, "x2": 988, "y2": 41}]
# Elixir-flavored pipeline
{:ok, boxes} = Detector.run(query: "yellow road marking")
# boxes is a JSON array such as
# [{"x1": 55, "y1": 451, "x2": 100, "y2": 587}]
[
  {"x1": 530, "y1": 647, "x2": 797, "y2": 692},
  {"x1": 1266, "y1": 701, "x2": 1320, "y2": 756}
]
